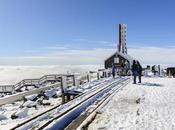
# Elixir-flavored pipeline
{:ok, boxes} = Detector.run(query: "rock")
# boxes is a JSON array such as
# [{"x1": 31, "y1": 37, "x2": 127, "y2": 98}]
[
  {"x1": 56, "y1": 90, "x2": 62, "y2": 97},
  {"x1": 11, "y1": 108, "x2": 28, "y2": 119},
  {"x1": 37, "y1": 99, "x2": 43, "y2": 105},
  {"x1": 52, "y1": 94, "x2": 58, "y2": 98},
  {"x1": 23, "y1": 101, "x2": 37, "y2": 108},
  {"x1": 41, "y1": 100, "x2": 51, "y2": 106},
  {"x1": 24, "y1": 94, "x2": 38, "y2": 101},
  {"x1": 11, "y1": 114, "x2": 18, "y2": 120},
  {"x1": 0, "y1": 114, "x2": 7, "y2": 120},
  {"x1": 45, "y1": 89, "x2": 57, "y2": 98},
  {"x1": 136, "y1": 98, "x2": 141, "y2": 104},
  {"x1": 42, "y1": 102, "x2": 51, "y2": 106},
  {"x1": 38, "y1": 91, "x2": 45, "y2": 98},
  {"x1": 136, "y1": 109, "x2": 140, "y2": 116}
]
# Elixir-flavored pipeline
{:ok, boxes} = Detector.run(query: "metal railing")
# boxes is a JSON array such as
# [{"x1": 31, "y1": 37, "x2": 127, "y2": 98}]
[
  {"x1": 0, "y1": 85, "x2": 14, "y2": 93},
  {"x1": 14, "y1": 74, "x2": 76, "y2": 91},
  {"x1": 0, "y1": 69, "x2": 111, "y2": 93},
  {"x1": 0, "y1": 74, "x2": 76, "y2": 93}
]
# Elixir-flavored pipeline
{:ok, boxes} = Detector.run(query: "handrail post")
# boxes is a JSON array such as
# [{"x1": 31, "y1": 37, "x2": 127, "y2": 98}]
[
  {"x1": 97, "y1": 72, "x2": 100, "y2": 80},
  {"x1": 73, "y1": 75, "x2": 78, "y2": 87},
  {"x1": 102, "y1": 70, "x2": 106, "y2": 78},
  {"x1": 60, "y1": 76, "x2": 67, "y2": 104},
  {"x1": 87, "y1": 73, "x2": 90, "y2": 82}
]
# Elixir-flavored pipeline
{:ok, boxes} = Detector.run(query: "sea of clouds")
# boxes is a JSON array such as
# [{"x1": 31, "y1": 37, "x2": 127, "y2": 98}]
[
  {"x1": 0, "y1": 65, "x2": 102, "y2": 84},
  {"x1": 0, "y1": 46, "x2": 174, "y2": 85}
]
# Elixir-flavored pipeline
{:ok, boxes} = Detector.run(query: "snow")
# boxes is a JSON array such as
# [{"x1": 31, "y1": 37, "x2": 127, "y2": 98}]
[
  {"x1": 13, "y1": 77, "x2": 116, "y2": 130},
  {"x1": 0, "y1": 77, "x2": 111, "y2": 130},
  {"x1": 0, "y1": 113, "x2": 7, "y2": 121},
  {"x1": 15, "y1": 108, "x2": 29, "y2": 119},
  {"x1": 25, "y1": 94, "x2": 38, "y2": 101},
  {"x1": 23, "y1": 101, "x2": 37, "y2": 108},
  {"x1": 89, "y1": 77, "x2": 175, "y2": 130},
  {"x1": 1, "y1": 74, "x2": 175, "y2": 130},
  {"x1": 44, "y1": 88, "x2": 57, "y2": 98},
  {"x1": 144, "y1": 70, "x2": 154, "y2": 77}
]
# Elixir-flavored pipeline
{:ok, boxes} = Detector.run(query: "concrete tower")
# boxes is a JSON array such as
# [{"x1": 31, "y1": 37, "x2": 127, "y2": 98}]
[{"x1": 118, "y1": 24, "x2": 127, "y2": 54}]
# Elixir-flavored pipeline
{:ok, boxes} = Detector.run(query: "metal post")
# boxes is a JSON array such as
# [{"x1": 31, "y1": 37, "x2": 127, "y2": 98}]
[
  {"x1": 97, "y1": 72, "x2": 100, "y2": 80},
  {"x1": 61, "y1": 76, "x2": 67, "y2": 104},
  {"x1": 104, "y1": 71, "x2": 107, "y2": 78},
  {"x1": 106, "y1": 70, "x2": 108, "y2": 77},
  {"x1": 169, "y1": 70, "x2": 171, "y2": 77},
  {"x1": 102, "y1": 71, "x2": 105, "y2": 78},
  {"x1": 73, "y1": 75, "x2": 78, "y2": 86},
  {"x1": 158, "y1": 65, "x2": 160, "y2": 76},
  {"x1": 87, "y1": 74, "x2": 90, "y2": 82}
]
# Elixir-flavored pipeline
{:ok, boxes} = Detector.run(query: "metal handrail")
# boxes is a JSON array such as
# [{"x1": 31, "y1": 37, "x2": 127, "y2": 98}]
[
  {"x1": 14, "y1": 78, "x2": 40, "y2": 90},
  {"x1": 0, "y1": 71, "x2": 104, "y2": 92},
  {"x1": 13, "y1": 74, "x2": 75, "y2": 91},
  {"x1": 0, "y1": 85, "x2": 14, "y2": 93}
]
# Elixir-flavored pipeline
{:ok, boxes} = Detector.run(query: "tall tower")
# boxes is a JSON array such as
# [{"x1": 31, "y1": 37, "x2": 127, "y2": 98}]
[{"x1": 118, "y1": 24, "x2": 127, "y2": 54}]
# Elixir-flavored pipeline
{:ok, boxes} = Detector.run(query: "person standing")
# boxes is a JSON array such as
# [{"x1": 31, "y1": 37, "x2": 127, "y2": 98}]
[
  {"x1": 112, "y1": 65, "x2": 116, "y2": 78},
  {"x1": 132, "y1": 60, "x2": 138, "y2": 84},
  {"x1": 124, "y1": 61, "x2": 130, "y2": 76},
  {"x1": 137, "y1": 61, "x2": 142, "y2": 83}
]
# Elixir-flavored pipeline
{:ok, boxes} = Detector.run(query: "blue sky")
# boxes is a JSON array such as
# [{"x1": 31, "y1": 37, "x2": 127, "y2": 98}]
[{"x1": 0, "y1": 0, "x2": 175, "y2": 65}]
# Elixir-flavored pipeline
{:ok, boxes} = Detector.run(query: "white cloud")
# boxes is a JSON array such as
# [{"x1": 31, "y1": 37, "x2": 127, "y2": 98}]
[
  {"x1": 72, "y1": 39, "x2": 115, "y2": 47},
  {"x1": 0, "y1": 48, "x2": 115, "y2": 65},
  {"x1": 0, "y1": 46, "x2": 174, "y2": 67},
  {"x1": 0, "y1": 65, "x2": 102, "y2": 84},
  {"x1": 129, "y1": 46, "x2": 175, "y2": 66},
  {"x1": 45, "y1": 46, "x2": 69, "y2": 50},
  {"x1": 0, "y1": 46, "x2": 174, "y2": 84}
]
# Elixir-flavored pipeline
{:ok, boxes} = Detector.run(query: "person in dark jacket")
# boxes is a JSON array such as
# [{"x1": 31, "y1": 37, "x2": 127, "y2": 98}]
[
  {"x1": 137, "y1": 61, "x2": 142, "y2": 83},
  {"x1": 112, "y1": 65, "x2": 116, "y2": 78},
  {"x1": 132, "y1": 60, "x2": 138, "y2": 84}
]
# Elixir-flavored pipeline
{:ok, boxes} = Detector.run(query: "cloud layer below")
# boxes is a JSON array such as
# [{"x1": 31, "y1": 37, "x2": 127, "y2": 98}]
[
  {"x1": 0, "y1": 65, "x2": 102, "y2": 84},
  {"x1": 0, "y1": 46, "x2": 174, "y2": 66},
  {"x1": 0, "y1": 46, "x2": 174, "y2": 84},
  {"x1": 129, "y1": 47, "x2": 175, "y2": 66}
]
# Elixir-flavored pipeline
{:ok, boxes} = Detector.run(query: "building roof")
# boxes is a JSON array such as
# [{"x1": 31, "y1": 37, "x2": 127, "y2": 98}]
[{"x1": 105, "y1": 51, "x2": 135, "y2": 64}]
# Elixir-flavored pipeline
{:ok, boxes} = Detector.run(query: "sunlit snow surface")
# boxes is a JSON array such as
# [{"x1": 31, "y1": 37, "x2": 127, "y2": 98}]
[
  {"x1": 89, "y1": 77, "x2": 175, "y2": 130},
  {"x1": 0, "y1": 76, "x2": 111, "y2": 130}
]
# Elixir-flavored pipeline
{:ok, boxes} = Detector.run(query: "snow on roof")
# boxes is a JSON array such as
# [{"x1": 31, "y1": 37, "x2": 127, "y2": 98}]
[{"x1": 105, "y1": 51, "x2": 135, "y2": 63}]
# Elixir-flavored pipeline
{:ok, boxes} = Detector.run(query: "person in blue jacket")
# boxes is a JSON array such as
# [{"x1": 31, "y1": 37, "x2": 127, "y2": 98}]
[
  {"x1": 112, "y1": 65, "x2": 117, "y2": 78},
  {"x1": 132, "y1": 60, "x2": 138, "y2": 84}
]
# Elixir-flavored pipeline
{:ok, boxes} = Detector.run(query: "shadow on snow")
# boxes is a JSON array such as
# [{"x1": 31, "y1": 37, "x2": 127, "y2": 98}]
[{"x1": 138, "y1": 82, "x2": 164, "y2": 87}]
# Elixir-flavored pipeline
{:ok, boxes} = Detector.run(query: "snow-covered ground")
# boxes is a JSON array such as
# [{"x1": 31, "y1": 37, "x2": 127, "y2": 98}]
[
  {"x1": 89, "y1": 76, "x2": 175, "y2": 130},
  {"x1": 0, "y1": 77, "x2": 111, "y2": 130},
  {"x1": 0, "y1": 89, "x2": 62, "y2": 130}
]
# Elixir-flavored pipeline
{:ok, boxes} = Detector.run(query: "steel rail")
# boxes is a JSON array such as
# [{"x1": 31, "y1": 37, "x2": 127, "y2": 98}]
[
  {"x1": 9, "y1": 77, "x2": 114, "y2": 130},
  {"x1": 37, "y1": 78, "x2": 130, "y2": 130},
  {"x1": 73, "y1": 79, "x2": 131, "y2": 130}
]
